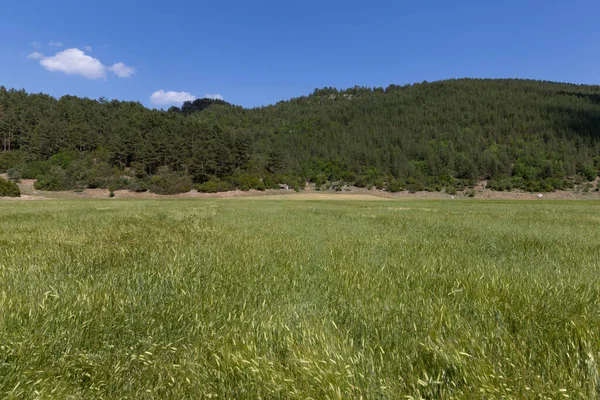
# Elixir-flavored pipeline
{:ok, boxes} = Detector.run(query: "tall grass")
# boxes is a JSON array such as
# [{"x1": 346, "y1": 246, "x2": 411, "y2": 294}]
[{"x1": 1, "y1": 199, "x2": 599, "y2": 398}]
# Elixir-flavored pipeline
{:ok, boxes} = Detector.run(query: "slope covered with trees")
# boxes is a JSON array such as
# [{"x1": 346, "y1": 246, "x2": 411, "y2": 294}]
[{"x1": 1, "y1": 79, "x2": 599, "y2": 194}]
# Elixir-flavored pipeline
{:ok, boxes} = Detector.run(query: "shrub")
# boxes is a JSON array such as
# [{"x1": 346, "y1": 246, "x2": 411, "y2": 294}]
[
  {"x1": 0, "y1": 151, "x2": 25, "y2": 173},
  {"x1": 49, "y1": 150, "x2": 76, "y2": 169},
  {"x1": 354, "y1": 175, "x2": 369, "y2": 188},
  {"x1": 581, "y1": 183, "x2": 593, "y2": 193},
  {"x1": 0, "y1": 177, "x2": 20, "y2": 197},
  {"x1": 127, "y1": 178, "x2": 149, "y2": 193},
  {"x1": 20, "y1": 160, "x2": 51, "y2": 179},
  {"x1": 374, "y1": 178, "x2": 386, "y2": 190},
  {"x1": 34, "y1": 167, "x2": 72, "y2": 191},
  {"x1": 7, "y1": 168, "x2": 21, "y2": 183},
  {"x1": 546, "y1": 178, "x2": 570, "y2": 190},
  {"x1": 129, "y1": 161, "x2": 149, "y2": 179},
  {"x1": 262, "y1": 174, "x2": 279, "y2": 190},
  {"x1": 466, "y1": 189, "x2": 476, "y2": 197},
  {"x1": 263, "y1": 174, "x2": 304, "y2": 191},
  {"x1": 282, "y1": 176, "x2": 304, "y2": 192},
  {"x1": 81, "y1": 161, "x2": 116, "y2": 189},
  {"x1": 340, "y1": 171, "x2": 357, "y2": 185},
  {"x1": 388, "y1": 180, "x2": 405, "y2": 193},
  {"x1": 407, "y1": 183, "x2": 424, "y2": 193},
  {"x1": 446, "y1": 186, "x2": 457, "y2": 195},
  {"x1": 454, "y1": 180, "x2": 468, "y2": 191},
  {"x1": 148, "y1": 171, "x2": 193, "y2": 195},
  {"x1": 314, "y1": 173, "x2": 327, "y2": 190},
  {"x1": 229, "y1": 172, "x2": 265, "y2": 191},
  {"x1": 197, "y1": 180, "x2": 233, "y2": 193},
  {"x1": 330, "y1": 181, "x2": 346, "y2": 192},
  {"x1": 424, "y1": 184, "x2": 442, "y2": 192},
  {"x1": 578, "y1": 164, "x2": 598, "y2": 181},
  {"x1": 487, "y1": 177, "x2": 513, "y2": 191},
  {"x1": 105, "y1": 177, "x2": 130, "y2": 191},
  {"x1": 197, "y1": 181, "x2": 219, "y2": 193}
]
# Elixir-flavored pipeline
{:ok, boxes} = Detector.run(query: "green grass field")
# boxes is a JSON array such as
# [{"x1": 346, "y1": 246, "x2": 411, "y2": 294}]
[{"x1": 1, "y1": 198, "x2": 600, "y2": 399}]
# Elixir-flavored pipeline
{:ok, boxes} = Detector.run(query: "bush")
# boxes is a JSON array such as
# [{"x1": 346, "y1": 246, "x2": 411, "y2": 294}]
[
  {"x1": 465, "y1": 189, "x2": 476, "y2": 197},
  {"x1": 263, "y1": 173, "x2": 304, "y2": 191},
  {"x1": 0, "y1": 177, "x2": 20, "y2": 197},
  {"x1": 407, "y1": 183, "x2": 424, "y2": 193},
  {"x1": 340, "y1": 171, "x2": 357, "y2": 185},
  {"x1": 487, "y1": 177, "x2": 513, "y2": 191},
  {"x1": 49, "y1": 150, "x2": 76, "y2": 169},
  {"x1": 229, "y1": 172, "x2": 265, "y2": 191},
  {"x1": 80, "y1": 161, "x2": 116, "y2": 189},
  {"x1": 20, "y1": 160, "x2": 51, "y2": 179},
  {"x1": 197, "y1": 180, "x2": 233, "y2": 193},
  {"x1": 105, "y1": 177, "x2": 130, "y2": 191},
  {"x1": 548, "y1": 178, "x2": 572, "y2": 190},
  {"x1": 424, "y1": 184, "x2": 442, "y2": 192},
  {"x1": 148, "y1": 171, "x2": 193, "y2": 195},
  {"x1": 581, "y1": 183, "x2": 593, "y2": 193},
  {"x1": 34, "y1": 167, "x2": 72, "y2": 191},
  {"x1": 388, "y1": 180, "x2": 405, "y2": 193},
  {"x1": 314, "y1": 173, "x2": 327, "y2": 190},
  {"x1": 129, "y1": 161, "x2": 149, "y2": 179},
  {"x1": 446, "y1": 186, "x2": 457, "y2": 195},
  {"x1": 6, "y1": 168, "x2": 21, "y2": 183},
  {"x1": 353, "y1": 175, "x2": 369, "y2": 188},
  {"x1": 374, "y1": 178, "x2": 386, "y2": 190},
  {"x1": 0, "y1": 151, "x2": 25, "y2": 173},
  {"x1": 330, "y1": 181, "x2": 346, "y2": 192},
  {"x1": 578, "y1": 164, "x2": 598, "y2": 181},
  {"x1": 127, "y1": 178, "x2": 149, "y2": 193}
]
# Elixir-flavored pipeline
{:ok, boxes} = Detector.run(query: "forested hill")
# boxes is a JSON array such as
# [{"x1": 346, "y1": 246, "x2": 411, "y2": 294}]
[{"x1": 1, "y1": 78, "x2": 600, "y2": 194}]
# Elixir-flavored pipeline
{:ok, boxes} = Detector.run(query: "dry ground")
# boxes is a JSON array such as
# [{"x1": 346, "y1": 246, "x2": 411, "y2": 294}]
[{"x1": 2, "y1": 174, "x2": 600, "y2": 201}]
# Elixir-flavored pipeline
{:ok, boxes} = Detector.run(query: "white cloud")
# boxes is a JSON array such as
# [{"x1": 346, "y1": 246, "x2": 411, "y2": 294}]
[
  {"x1": 150, "y1": 90, "x2": 196, "y2": 105},
  {"x1": 49, "y1": 41, "x2": 64, "y2": 47},
  {"x1": 28, "y1": 47, "x2": 135, "y2": 81},
  {"x1": 27, "y1": 52, "x2": 45, "y2": 60},
  {"x1": 40, "y1": 48, "x2": 106, "y2": 79},
  {"x1": 204, "y1": 93, "x2": 224, "y2": 100},
  {"x1": 31, "y1": 41, "x2": 42, "y2": 49},
  {"x1": 108, "y1": 62, "x2": 135, "y2": 78},
  {"x1": 84, "y1": 45, "x2": 92, "y2": 52}
]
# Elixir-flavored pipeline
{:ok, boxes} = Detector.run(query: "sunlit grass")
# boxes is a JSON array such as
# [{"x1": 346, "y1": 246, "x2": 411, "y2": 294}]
[{"x1": 1, "y1": 199, "x2": 599, "y2": 398}]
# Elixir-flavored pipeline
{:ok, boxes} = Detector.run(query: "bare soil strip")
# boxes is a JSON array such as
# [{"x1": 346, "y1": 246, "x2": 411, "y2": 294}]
[{"x1": 2, "y1": 175, "x2": 600, "y2": 201}]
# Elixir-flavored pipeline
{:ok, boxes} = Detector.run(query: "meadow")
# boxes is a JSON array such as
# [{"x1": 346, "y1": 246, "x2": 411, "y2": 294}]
[{"x1": 1, "y1": 198, "x2": 599, "y2": 399}]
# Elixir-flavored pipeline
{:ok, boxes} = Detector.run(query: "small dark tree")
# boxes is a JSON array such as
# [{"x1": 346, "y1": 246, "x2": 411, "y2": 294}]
[{"x1": 266, "y1": 150, "x2": 284, "y2": 174}]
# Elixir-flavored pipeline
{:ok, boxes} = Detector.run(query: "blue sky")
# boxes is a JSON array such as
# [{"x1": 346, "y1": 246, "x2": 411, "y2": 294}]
[{"x1": 1, "y1": 0, "x2": 599, "y2": 108}]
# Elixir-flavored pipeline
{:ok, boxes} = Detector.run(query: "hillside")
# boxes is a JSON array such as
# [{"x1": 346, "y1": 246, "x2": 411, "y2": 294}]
[{"x1": 1, "y1": 79, "x2": 600, "y2": 194}]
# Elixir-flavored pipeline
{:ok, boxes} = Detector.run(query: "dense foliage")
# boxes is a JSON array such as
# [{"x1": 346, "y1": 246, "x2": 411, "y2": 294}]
[
  {"x1": 1, "y1": 79, "x2": 600, "y2": 192},
  {"x1": 0, "y1": 176, "x2": 20, "y2": 197}
]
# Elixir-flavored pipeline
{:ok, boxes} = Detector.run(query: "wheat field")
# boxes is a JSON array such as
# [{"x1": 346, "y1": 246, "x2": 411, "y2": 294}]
[{"x1": 1, "y1": 198, "x2": 599, "y2": 399}]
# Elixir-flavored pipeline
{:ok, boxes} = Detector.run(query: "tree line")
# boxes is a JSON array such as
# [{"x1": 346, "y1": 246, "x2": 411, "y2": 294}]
[{"x1": 1, "y1": 78, "x2": 600, "y2": 194}]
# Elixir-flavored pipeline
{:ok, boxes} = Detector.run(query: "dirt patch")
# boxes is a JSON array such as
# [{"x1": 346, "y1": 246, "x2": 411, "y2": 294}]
[{"x1": 3, "y1": 177, "x2": 600, "y2": 201}]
